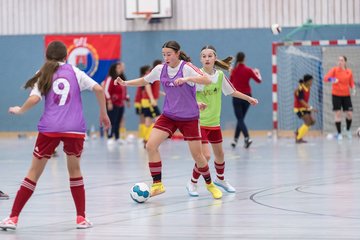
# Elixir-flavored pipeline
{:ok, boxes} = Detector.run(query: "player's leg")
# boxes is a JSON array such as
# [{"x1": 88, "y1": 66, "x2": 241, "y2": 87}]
[
  {"x1": 187, "y1": 140, "x2": 222, "y2": 199},
  {"x1": 296, "y1": 112, "x2": 313, "y2": 143},
  {"x1": 343, "y1": 96, "x2": 353, "y2": 139},
  {"x1": 0, "y1": 133, "x2": 56, "y2": 230},
  {"x1": 332, "y1": 95, "x2": 343, "y2": 139},
  {"x1": 181, "y1": 122, "x2": 222, "y2": 199},
  {"x1": 187, "y1": 128, "x2": 209, "y2": 197},
  {"x1": 146, "y1": 115, "x2": 173, "y2": 197},
  {"x1": 211, "y1": 142, "x2": 235, "y2": 193},
  {"x1": 64, "y1": 137, "x2": 91, "y2": 229}
]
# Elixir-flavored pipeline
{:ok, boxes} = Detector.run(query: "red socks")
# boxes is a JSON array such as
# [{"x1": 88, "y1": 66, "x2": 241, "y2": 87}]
[
  {"x1": 10, "y1": 178, "x2": 36, "y2": 218},
  {"x1": 149, "y1": 161, "x2": 162, "y2": 183},
  {"x1": 70, "y1": 177, "x2": 85, "y2": 217}
]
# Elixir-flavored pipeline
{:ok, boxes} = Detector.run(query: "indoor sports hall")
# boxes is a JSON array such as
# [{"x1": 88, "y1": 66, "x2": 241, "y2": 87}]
[{"x1": 1, "y1": 0, "x2": 360, "y2": 239}]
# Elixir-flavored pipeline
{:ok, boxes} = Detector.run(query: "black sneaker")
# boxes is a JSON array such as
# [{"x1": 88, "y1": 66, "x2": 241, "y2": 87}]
[
  {"x1": 230, "y1": 140, "x2": 237, "y2": 149},
  {"x1": 244, "y1": 138, "x2": 253, "y2": 149}
]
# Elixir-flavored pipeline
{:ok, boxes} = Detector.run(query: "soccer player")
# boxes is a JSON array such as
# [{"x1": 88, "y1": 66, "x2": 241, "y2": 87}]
[
  {"x1": 115, "y1": 41, "x2": 223, "y2": 199},
  {"x1": 229, "y1": 52, "x2": 262, "y2": 149},
  {"x1": 0, "y1": 41, "x2": 110, "y2": 230},
  {"x1": 294, "y1": 74, "x2": 316, "y2": 143},
  {"x1": 186, "y1": 45, "x2": 258, "y2": 196},
  {"x1": 324, "y1": 56, "x2": 355, "y2": 139}
]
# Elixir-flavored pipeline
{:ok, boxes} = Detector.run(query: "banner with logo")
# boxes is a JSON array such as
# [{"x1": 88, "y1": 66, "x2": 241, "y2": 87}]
[{"x1": 45, "y1": 34, "x2": 121, "y2": 83}]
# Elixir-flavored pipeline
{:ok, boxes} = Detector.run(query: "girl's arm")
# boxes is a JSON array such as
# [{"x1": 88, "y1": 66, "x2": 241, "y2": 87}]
[
  {"x1": 145, "y1": 84, "x2": 157, "y2": 106},
  {"x1": 231, "y1": 91, "x2": 258, "y2": 105},
  {"x1": 115, "y1": 77, "x2": 148, "y2": 87},
  {"x1": 174, "y1": 75, "x2": 211, "y2": 86},
  {"x1": 8, "y1": 95, "x2": 41, "y2": 114},
  {"x1": 93, "y1": 84, "x2": 111, "y2": 130}
]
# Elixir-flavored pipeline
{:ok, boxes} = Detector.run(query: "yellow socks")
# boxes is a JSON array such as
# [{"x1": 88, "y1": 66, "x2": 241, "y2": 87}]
[{"x1": 296, "y1": 124, "x2": 309, "y2": 140}]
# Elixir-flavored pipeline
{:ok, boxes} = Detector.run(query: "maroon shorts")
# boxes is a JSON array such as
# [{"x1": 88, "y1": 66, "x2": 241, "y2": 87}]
[
  {"x1": 153, "y1": 115, "x2": 201, "y2": 141},
  {"x1": 33, "y1": 133, "x2": 85, "y2": 159},
  {"x1": 200, "y1": 127, "x2": 223, "y2": 144}
]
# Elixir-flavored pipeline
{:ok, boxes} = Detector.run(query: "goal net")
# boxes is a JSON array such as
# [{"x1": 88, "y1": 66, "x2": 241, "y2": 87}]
[{"x1": 272, "y1": 40, "x2": 360, "y2": 137}]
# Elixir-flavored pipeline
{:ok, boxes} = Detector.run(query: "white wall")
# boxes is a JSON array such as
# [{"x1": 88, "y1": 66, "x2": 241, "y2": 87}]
[{"x1": 0, "y1": 0, "x2": 359, "y2": 35}]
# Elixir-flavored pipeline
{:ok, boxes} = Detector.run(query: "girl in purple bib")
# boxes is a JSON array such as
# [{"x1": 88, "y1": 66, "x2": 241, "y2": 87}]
[
  {"x1": 1, "y1": 41, "x2": 110, "y2": 231},
  {"x1": 115, "y1": 41, "x2": 222, "y2": 199}
]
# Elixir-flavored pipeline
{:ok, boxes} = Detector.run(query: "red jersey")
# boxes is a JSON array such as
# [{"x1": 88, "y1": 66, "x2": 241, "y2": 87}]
[
  {"x1": 134, "y1": 87, "x2": 143, "y2": 104},
  {"x1": 230, "y1": 63, "x2": 261, "y2": 94},
  {"x1": 103, "y1": 76, "x2": 127, "y2": 107},
  {"x1": 142, "y1": 81, "x2": 160, "y2": 100},
  {"x1": 294, "y1": 83, "x2": 310, "y2": 111}
]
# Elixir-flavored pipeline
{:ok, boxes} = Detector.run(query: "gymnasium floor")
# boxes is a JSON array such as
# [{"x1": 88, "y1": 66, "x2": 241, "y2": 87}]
[{"x1": 0, "y1": 135, "x2": 359, "y2": 239}]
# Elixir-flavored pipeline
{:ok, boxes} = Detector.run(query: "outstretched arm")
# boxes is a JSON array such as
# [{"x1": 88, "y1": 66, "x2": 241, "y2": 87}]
[
  {"x1": 231, "y1": 91, "x2": 258, "y2": 105},
  {"x1": 115, "y1": 77, "x2": 148, "y2": 87},
  {"x1": 8, "y1": 95, "x2": 41, "y2": 115},
  {"x1": 174, "y1": 75, "x2": 211, "y2": 86},
  {"x1": 92, "y1": 84, "x2": 111, "y2": 130}
]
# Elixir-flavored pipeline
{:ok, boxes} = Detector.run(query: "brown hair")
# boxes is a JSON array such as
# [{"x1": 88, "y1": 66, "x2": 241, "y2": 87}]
[
  {"x1": 24, "y1": 41, "x2": 67, "y2": 95},
  {"x1": 162, "y1": 41, "x2": 191, "y2": 62},
  {"x1": 200, "y1": 45, "x2": 233, "y2": 71}
]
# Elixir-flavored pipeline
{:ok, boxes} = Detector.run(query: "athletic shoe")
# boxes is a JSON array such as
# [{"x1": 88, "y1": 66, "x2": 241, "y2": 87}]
[
  {"x1": 244, "y1": 138, "x2": 253, "y2": 149},
  {"x1": 206, "y1": 182, "x2": 222, "y2": 199},
  {"x1": 344, "y1": 130, "x2": 352, "y2": 139},
  {"x1": 150, "y1": 182, "x2": 166, "y2": 197},
  {"x1": 295, "y1": 138, "x2": 307, "y2": 144},
  {"x1": 336, "y1": 133, "x2": 343, "y2": 140},
  {"x1": 0, "y1": 191, "x2": 9, "y2": 200},
  {"x1": 214, "y1": 178, "x2": 236, "y2": 193},
  {"x1": 230, "y1": 141, "x2": 237, "y2": 148},
  {"x1": 0, "y1": 216, "x2": 18, "y2": 230},
  {"x1": 76, "y1": 216, "x2": 93, "y2": 229},
  {"x1": 186, "y1": 181, "x2": 199, "y2": 197}
]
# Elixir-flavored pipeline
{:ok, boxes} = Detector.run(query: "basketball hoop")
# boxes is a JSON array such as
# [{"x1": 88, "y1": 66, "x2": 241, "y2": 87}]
[{"x1": 133, "y1": 11, "x2": 153, "y2": 24}]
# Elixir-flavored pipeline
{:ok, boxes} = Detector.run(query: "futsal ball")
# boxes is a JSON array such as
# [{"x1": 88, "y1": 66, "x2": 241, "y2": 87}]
[
  {"x1": 271, "y1": 23, "x2": 282, "y2": 35},
  {"x1": 130, "y1": 182, "x2": 150, "y2": 203}
]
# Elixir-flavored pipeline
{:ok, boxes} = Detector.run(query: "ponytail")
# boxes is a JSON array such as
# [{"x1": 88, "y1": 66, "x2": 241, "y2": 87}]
[
  {"x1": 24, "y1": 40, "x2": 67, "y2": 95},
  {"x1": 24, "y1": 60, "x2": 60, "y2": 95},
  {"x1": 215, "y1": 56, "x2": 233, "y2": 71},
  {"x1": 179, "y1": 51, "x2": 191, "y2": 62}
]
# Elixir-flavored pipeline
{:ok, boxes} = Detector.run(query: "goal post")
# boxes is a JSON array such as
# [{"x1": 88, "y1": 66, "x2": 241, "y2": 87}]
[{"x1": 272, "y1": 39, "x2": 360, "y2": 137}]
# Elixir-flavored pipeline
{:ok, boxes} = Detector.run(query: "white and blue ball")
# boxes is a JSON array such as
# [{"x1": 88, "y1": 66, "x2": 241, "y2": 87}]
[
  {"x1": 271, "y1": 23, "x2": 282, "y2": 35},
  {"x1": 130, "y1": 182, "x2": 150, "y2": 203}
]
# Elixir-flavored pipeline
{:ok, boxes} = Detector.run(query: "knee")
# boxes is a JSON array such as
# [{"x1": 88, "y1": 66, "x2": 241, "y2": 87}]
[
  {"x1": 145, "y1": 141, "x2": 157, "y2": 153},
  {"x1": 192, "y1": 152, "x2": 205, "y2": 162},
  {"x1": 204, "y1": 154, "x2": 211, "y2": 162}
]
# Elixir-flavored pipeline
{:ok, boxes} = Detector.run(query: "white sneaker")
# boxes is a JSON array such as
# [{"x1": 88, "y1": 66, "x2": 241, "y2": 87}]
[
  {"x1": 186, "y1": 181, "x2": 199, "y2": 197},
  {"x1": 76, "y1": 216, "x2": 93, "y2": 229},
  {"x1": 214, "y1": 178, "x2": 236, "y2": 193},
  {"x1": 0, "y1": 216, "x2": 18, "y2": 230},
  {"x1": 345, "y1": 130, "x2": 352, "y2": 139},
  {"x1": 336, "y1": 133, "x2": 343, "y2": 140},
  {"x1": 107, "y1": 139, "x2": 115, "y2": 145}
]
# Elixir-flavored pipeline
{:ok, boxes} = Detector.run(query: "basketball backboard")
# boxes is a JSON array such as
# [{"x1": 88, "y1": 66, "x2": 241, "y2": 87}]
[{"x1": 125, "y1": 0, "x2": 173, "y2": 19}]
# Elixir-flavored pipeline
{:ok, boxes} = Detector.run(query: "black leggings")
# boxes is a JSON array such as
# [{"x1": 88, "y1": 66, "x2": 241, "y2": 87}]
[
  {"x1": 107, "y1": 106, "x2": 124, "y2": 140},
  {"x1": 232, "y1": 97, "x2": 250, "y2": 140}
]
